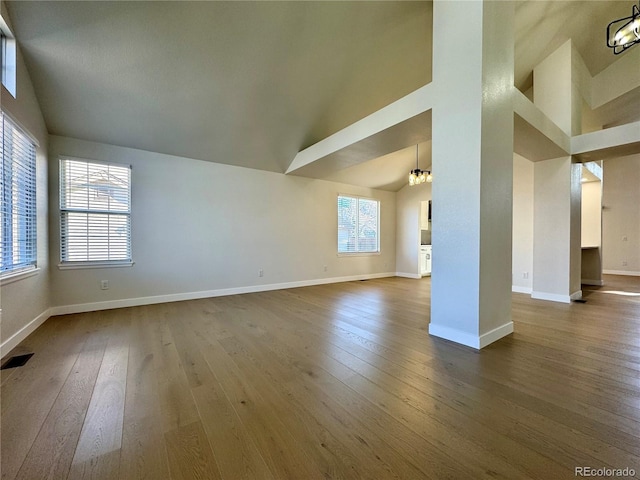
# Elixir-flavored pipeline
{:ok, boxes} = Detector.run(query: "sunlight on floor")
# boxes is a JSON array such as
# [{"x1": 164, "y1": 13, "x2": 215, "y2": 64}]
[{"x1": 600, "y1": 290, "x2": 640, "y2": 297}]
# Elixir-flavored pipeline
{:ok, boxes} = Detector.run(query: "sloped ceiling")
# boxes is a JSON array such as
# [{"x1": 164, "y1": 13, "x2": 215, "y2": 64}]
[
  {"x1": 514, "y1": 0, "x2": 634, "y2": 88},
  {"x1": 5, "y1": 0, "x2": 637, "y2": 191},
  {"x1": 5, "y1": 1, "x2": 431, "y2": 173}
]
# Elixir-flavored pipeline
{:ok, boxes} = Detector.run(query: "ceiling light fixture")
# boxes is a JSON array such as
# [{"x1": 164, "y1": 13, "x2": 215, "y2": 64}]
[
  {"x1": 409, "y1": 144, "x2": 432, "y2": 186},
  {"x1": 607, "y1": 1, "x2": 640, "y2": 54}
]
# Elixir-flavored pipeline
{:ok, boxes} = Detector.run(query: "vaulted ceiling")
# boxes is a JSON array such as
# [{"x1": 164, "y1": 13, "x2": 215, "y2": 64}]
[{"x1": 5, "y1": 1, "x2": 638, "y2": 190}]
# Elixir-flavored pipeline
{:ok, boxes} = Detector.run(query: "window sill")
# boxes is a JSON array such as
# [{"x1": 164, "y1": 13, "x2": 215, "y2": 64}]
[
  {"x1": 337, "y1": 252, "x2": 381, "y2": 257},
  {"x1": 0, "y1": 267, "x2": 40, "y2": 286},
  {"x1": 58, "y1": 261, "x2": 134, "y2": 270}
]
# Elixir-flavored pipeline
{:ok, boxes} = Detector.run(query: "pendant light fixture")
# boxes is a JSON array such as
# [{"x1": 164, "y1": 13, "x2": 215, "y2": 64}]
[
  {"x1": 408, "y1": 144, "x2": 432, "y2": 186},
  {"x1": 607, "y1": 1, "x2": 640, "y2": 54}
]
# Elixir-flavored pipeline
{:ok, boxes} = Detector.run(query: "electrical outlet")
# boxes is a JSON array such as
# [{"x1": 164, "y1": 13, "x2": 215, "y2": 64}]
[
  {"x1": 323, "y1": 265, "x2": 327, "y2": 272},
  {"x1": 100, "y1": 280, "x2": 109, "y2": 290},
  {"x1": 258, "y1": 269, "x2": 264, "y2": 277},
  {"x1": 523, "y1": 272, "x2": 529, "y2": 279},
  {"x1": 622, "y1": 261, "x2": 628, "y2": 266}
]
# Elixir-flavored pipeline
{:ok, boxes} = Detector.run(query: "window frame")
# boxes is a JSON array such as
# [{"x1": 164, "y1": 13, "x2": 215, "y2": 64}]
[
  {"x1": 337, "y1": 194, "x2": 381, "y2": 256},
  {"x1": 59, "y1": 156, "x2": 133, "y2": 268},
  {"x1": 0, "y1": 111, "x2": 38, "y2": 280},
  {"x1": 0, "y1": 16, "x2": 17, "y2": 97}
]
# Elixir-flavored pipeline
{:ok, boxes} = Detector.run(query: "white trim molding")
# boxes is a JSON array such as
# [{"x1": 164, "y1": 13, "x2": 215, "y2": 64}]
[
  {"x1": 603, "y1": 270, "x2": 640, "y2": 277},
  {"x1": 428, "y1": 321, "x2": 514, "y2": 350},
  {"x1": 395, "y1": 272, "x2": 422, "y2": 279},
  {"x1": 49, "y1": 272, "x2": 398, "y2": 316},
  {"x1": 0, "y1": 267, "x2": 40, "y2": 286},
  {"x1": 511, "y1": 285, "x2": 532, "y2": 294},
  {"x1": 479, "y1": 322, "x2": 515, "y2": 349},
  {"x1": 531, "y1": 291, "x2": 571, "y2": 303},
  {"x1": 581, "y1": 279, "x2": 604, "y2": 286},
  {"x1": 58, "y1": 261, "x2": 134, "y2": 270},
  {"x1": 1, "y1": 308, "x2": 51, "y2": 358}
]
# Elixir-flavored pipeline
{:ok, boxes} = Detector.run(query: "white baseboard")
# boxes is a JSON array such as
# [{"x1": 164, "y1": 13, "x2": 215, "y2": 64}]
[
  {"x1": 531, "y1": 291, "x2": 571, "y2": 303},
  {"x1": 603, "y1": 270, "x2": 640, "y2": 277},
  {"x1": 581, "y1": 279, "x2": 604, "y2": 286},
  {"x1": 479, "y1": 322, "x2": 514, "y2": 349},
  {"x1": 570, "y1": 290, "x2": 583, "y2": 301},
  {"x1": 395, "y1": 272, "x2": 422, "y2": 279},
  {"x1": 49, "y1": 272, "x2": 398, "y2": 316},
  {"x1": 428, "y1": 321, "x2": 513, "y2": 350},
  {"x1": 1, "y1": 308, "x2": 51, "y2": 359},
  {"x1": 511, "y1": 285, "x2": 532, "y2": 294}
]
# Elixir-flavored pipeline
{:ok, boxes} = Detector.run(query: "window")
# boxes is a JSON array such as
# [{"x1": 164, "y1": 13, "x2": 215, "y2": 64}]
[
  {"x1": 1, "y1": 18, "x2": 17, "y2": 97},
  {"x1": 60, "y1": 158, "x2": 131, "y2": 265},
  {"x1": 1, "y1": 112, "x2": 37, "y2": 276},
  {"x1": 337, "y1": 195, "x2": 380, "y2": 254}
]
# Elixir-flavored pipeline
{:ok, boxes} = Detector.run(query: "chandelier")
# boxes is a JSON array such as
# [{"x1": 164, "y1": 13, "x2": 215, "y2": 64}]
[
  {"x1": 607, "y1": 1, "x2": 640, "y2": 54},
  {"x1": 408, "y1": 144, "x2": 432, "y2": 186}
]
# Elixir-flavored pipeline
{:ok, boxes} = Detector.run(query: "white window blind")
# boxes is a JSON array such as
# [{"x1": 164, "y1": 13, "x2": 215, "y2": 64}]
[
  {"x1": 60, "y1": 158, "x2": 131, "y2": 264},
  {"x1": 1, "y1": 112, "x2": 37, "y2": 275},
  {"x1": 337, "y1": 195, "x2": 380, "y2": 254}
]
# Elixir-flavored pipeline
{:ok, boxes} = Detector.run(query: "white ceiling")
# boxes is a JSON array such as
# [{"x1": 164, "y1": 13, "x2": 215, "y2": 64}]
[{"x1": 5, "y1": 0, "x2": 638, "y2": 191}]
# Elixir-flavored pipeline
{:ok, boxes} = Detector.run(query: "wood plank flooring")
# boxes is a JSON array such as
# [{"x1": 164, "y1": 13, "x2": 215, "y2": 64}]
[{"x1": 2, "y1": 275, "x2": 639, "y2": 479}]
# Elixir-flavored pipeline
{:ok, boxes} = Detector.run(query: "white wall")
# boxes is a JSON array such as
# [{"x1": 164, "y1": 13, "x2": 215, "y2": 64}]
[
  {"x1": 512, "y1": 154, "x2": 533, "y2": 293},
  {"x1": 532, "y1": 156, "x2": 582, "y2": 302},
  {"x1": 396, "y1": 154, "x2": 535, "y2": 291},
  {"x1": 48, "y1": 136, "x2": 396, "y2": 309},
  {"x1": 395, "y1": 181, "x2": 431, "y2": 277},
  {"x1": 602, "y1": 154, "x2": 640, "y2": 275},
  {"x1": 534, "y1": 40, "x2": 573, "y2": 135},
  {"x1": 581, "y1": 181, "x2": 601, "y2": 247},
  {"x1": 0, "y1": 1, "x2": 50, "y2": 352}
]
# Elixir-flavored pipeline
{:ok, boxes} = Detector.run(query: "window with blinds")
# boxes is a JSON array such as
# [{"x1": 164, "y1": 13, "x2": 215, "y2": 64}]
[
  {"x1": 337, "y1": 195, "x2": 380, "y2": 254},
  {"x1": 1, "y1": 112, "x2": 37, "y2": 276},
  {"x1": 60, "y1": 158, "x2": 131, "y2": 264}
]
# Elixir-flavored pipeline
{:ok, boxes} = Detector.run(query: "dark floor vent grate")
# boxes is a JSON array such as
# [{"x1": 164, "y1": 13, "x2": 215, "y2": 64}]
[
  {"x1": 573, "y1": 299, "x2": 587, "y2": 303},
  {"x1": 1, "y1": 353, "x2": 34, "y2": 370}
]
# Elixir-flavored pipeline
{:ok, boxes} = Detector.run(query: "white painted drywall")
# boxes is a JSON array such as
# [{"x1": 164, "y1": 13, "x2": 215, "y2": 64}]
[
  {"x1": 512, "y1": 154, "x2": 533, "y2": 292},
  {"x1": 430, "y1": 0, "x2": 514, "y2": 348},
  {"x1": 534, "y1": 40, "x2": 573, "y2": 135},
  {"x1": 602, "y1": 154, "x2": 640, "y2": 275},
  {"x1": 591, "y1": 47, "x2": 640, "y2": 109},
  {"x1": 0, "y1": 1, "x2": 50, "y2": 349},
  {"x1": 47, "y1": 136, "x2": 397, "y2": 308},
  {"x1": 395, "y1": 182, "x2": 431, "y2": 277},
  {"x1": 581, "y1": 181, "x2": 602, "y2": 247},
  {"x1": 532, "y1": 156, "x2": 582, "y2": 301},
  {"x1": 569, "y1": 162, "x2": 583, "y2": 296}
]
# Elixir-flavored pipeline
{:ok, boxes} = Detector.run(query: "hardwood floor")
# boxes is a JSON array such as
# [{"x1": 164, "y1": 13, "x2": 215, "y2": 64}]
[{"x1": 2, "y1": 275, "x2": 639, "y2": 479}]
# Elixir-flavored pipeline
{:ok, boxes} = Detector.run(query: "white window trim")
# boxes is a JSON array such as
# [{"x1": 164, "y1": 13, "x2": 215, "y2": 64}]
[
  {"x1": 0, "y1": 16, "x2": 17, "y2": 98},
  {"x1": 337, "y1": 251, "x2": 381, "y2": 258},
  {"x1": 337, "y1": 193, "x2": 381, "y2": 256},
  {"x1": 58, "y1": 261, "x2": 134, "y2": 270},
  {"x1": 0, "y1": 266, "x2": 39, "y2": 286}
]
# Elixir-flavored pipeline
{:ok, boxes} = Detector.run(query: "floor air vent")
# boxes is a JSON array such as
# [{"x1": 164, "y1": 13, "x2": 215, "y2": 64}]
[
  {"x1": 573, "y1": 299, "x2": 587, "y2": 303},
  {"x1": 1, "y1": 353, "x2": 34, "y2": 370}
]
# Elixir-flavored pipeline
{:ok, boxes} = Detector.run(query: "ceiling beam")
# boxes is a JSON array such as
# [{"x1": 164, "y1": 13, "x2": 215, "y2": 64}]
[{"x1": 286, "y1": 84, "x2": 434, "y2": 177}]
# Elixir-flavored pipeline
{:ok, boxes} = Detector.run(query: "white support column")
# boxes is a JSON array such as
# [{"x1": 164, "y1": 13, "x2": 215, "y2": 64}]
[
  {"x1": 531, "y1": 42, "x2": 583, "y2": 303},
  {"x1": 532, "y1": 157, "x2": 583, "y2": 303},
  {"x1": 534, "y1": 40, "x2": 574, "y2": 135},
  {"x1": 429, "y1": 1, "x2": 515, "y2": 349}
]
